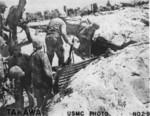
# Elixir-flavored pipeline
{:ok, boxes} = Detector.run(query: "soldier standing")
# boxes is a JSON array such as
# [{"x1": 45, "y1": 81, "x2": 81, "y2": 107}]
[
  {"x1": 0, "y1": 1, "x2": 11, "y2": 41},
  {"x1": 45, "y1": 13, "x2": 72, "y2": 66},
  {"x1": 6, "y1": 0, "x2": 32, "y2": 45}
]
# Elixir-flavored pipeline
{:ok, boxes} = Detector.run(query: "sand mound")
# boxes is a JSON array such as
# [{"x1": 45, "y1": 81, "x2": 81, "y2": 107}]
[{"x1": 48, "y1": 4, "x2": 149, "y2": 116}]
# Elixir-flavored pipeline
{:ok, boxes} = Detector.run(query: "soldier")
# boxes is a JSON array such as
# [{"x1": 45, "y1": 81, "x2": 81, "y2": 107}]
[
  {"x1": 92, "y1": 3, "x2": 98, "y2": 14},
  {"x1": 0, "y1": 1, "x2": 11, "y2": 41},
  {"x1": 30, "y1": 39, "x2": 53, "y2": 109},
  {"x1": 9, "y1": 66, "x2": 25, "y2": 110},
  {"x1": 77, "y1": 23, "x2": 99, "y2": 58},
  {"x1": 0, "y1": 36, "x2": 6, "y2": 98},
  {"x1": 45, "y1": 12, "x2": 73, "y2": 66},
  {"x1": 7, "y1": 45, "x2": 34, "y2": 108},
  {"x1": 0, "y1": 1, "x2": 12, "y2": 55},
  {"x1": 6, "y1": 0, "x2": 32, "y2": 45}
]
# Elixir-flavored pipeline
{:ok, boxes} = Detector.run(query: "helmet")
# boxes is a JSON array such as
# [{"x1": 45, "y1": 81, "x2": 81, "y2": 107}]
[
  {"x1": 59, "y1": 13, "x2": 67, "y2": 18},
  {"x1": 9, "y1": 65, "x2": 25, "y2": 79},
  {"x1": 59, "y1": 10, "x2": 67, "y2": 18},
  {"x1": 92, "y1": 23, "x2": 100, "y2": 30},
  {"x1": 0, "y1": 1, "x2": 7, "y2": 8},
  {"x1": 50, "y1": 11, "x2": 59, "y2": 19}
]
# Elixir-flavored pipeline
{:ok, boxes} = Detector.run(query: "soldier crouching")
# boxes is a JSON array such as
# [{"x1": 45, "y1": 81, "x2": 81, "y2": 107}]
[{"x1": 9, "y1": 65, "x2": 25, "y2": 110}]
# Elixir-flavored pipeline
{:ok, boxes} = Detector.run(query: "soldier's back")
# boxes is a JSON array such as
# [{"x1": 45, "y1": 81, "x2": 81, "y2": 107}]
[{"x1": 31, "y1": 50, "x2": 44, "y2": 74}]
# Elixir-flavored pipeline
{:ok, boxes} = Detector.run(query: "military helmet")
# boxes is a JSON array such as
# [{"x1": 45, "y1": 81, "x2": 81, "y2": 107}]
[
  {"x1": 59, "y1": 11, "x2": 67, "y2": 18},
  {"x1": 92, "y1": 23, "x2": 100, "y2": 30},
  {"x1": 0, "y1": 1, "x2": 7, "y2": 8},
  {"x1": 50, "y1": 10, "x2": 60, "y2": 19},
  {"x1": 9, "y1": 65, "x2": 25, "y2": 79}
]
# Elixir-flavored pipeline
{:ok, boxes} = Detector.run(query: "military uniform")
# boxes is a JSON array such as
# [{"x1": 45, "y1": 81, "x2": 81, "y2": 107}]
[
  {"x1": 0, "y1": 1, "x2": 6, "y2": 35},
  {"x1": 7, "y1": 45, "x2": 34, "y2": 108},
  {"x1": 6, "y1": 0, "x2": 32, "y2": 43},
  {"x1": 6, "y1": 5, "x2": 22, "y2": 42},
  {"x1": 0, "y1": 36, "x2": 6, "y2": 98},
  {"x1": 77, "y1": 23, "x2": 99, "y2": 58},
  {"x1": 31, "y1": 39, "x2": 53, "y2": 108},
  {"x1": 46, "y1": 17, "x2": 69, "y2": 66},
  {"x1": 0, "y1": 1, "x2": 9, "y2": 40},
  {"x1": 8, "y1": 53, "x2": 31, "y2": 90}
]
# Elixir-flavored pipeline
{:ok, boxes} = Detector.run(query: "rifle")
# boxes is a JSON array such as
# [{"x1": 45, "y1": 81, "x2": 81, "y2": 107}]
[{"x1": 65, "y1": 38, "x2": 75, "y2": 65}]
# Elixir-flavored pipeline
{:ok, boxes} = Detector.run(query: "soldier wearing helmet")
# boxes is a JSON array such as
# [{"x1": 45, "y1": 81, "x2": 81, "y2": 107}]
[
  {"x1": 0, "y1": 36, "x2": 6, "y2": 96},
  {"x1": 9, "y1": 65, "x2": 25, "y2": 110},
  {"x1": 76, "y1": 22, "x2": 99, "y2": 58},
  {"x1": 30, "y1": 39, "x2": 53, "y2": 109},
  {"x1": 0, "y1": 1, "x2": 7, "y2": 13},
  {"x1": 6, "y1": 0, "x2": 32, "y2": 49},
  {"x1": 45, "y1": 11, "x2": 73, "y2": 66},
  {"x1": 0, "y1": 1, "x2": 10, "y2": 40},
  {"x1": 7, "y1": 45, "x2": 34, "y2": 108}
]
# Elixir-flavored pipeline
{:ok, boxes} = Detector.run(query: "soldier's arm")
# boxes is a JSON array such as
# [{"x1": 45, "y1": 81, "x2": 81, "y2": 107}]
[
  {"x1": 16, "y1": 0, "x2": 26, "y2": 20},
  {"x1": 78, "y1": 27, "x2": 88, "y2": 39},
  {"x1": 60, "y1": 22, "x2": 72, "y2": 46},
  {"x1": 17, "y1": 0, "x2": 26, "y2": 14},
  {"x1": 41, "y1": 53, "x2": 53, "y2": 78},
  {"x1": 1, "y1": 16, "x2": 11, "y2": 32},
  {"x1": 2, "y1": 24, "x2": 11, "y2": 32}
]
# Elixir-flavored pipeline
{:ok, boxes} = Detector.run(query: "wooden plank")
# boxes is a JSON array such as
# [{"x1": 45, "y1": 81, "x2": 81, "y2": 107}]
[{"x1": 55, "y1": 57, "x2": 97, "y2": 91}]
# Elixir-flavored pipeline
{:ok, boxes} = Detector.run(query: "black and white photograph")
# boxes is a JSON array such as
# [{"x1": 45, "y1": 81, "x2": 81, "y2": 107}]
[{"x1": 0, "y1": 0, "x2": 149, "y2": 116}]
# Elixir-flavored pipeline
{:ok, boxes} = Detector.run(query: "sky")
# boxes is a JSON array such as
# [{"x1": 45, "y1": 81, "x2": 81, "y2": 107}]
[
  {"x1": 5, "y1": 0, "x2": 102, "y2": 13},
  {"x1": 4, "y1": 0, "x2": 137, "y2": 13}
]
